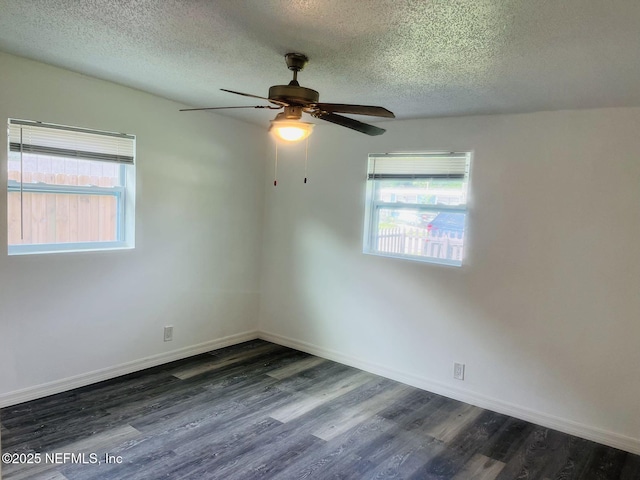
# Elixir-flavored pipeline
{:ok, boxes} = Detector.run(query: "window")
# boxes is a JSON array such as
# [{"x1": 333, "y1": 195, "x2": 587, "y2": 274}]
[
  {"x1": 363, "y1": 152, "x2": 471, "y2": 266},
  {"x1": 7, "y1": 119, "x2": 135, "y2": 255}
]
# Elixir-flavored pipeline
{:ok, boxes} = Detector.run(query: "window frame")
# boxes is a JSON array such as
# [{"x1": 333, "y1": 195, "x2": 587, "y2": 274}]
[
  {"x1": 7, "y1": 119, "x2": 135, "y2": 255},
  {"x1": 363, "y1": 152, "x2": 471, "y2": 267}
]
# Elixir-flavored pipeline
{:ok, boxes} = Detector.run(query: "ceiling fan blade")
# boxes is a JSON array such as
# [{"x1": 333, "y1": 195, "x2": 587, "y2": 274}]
[
  {"x1": 313, "y1": 112, "x2": 386, "y2": 136},
  {"x1": 313, "y1": 103, "x2": 395, "y2": 118},
  {"x1": 180, "y1": 105, "x2": 281, "y2": 112},
  {"x1": 220, "y1": 89, "x2": 289, "y2": 106}
]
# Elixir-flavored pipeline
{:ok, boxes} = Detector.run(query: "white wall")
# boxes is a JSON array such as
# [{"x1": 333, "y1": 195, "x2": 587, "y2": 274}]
[
  {"x1": 259, "y1": 108, "x2": 640, "y2": 453},
  {"x1": 0, "y1": 52, "x2": 266, "y2": 404}
]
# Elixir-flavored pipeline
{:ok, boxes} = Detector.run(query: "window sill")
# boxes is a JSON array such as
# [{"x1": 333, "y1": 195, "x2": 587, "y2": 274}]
[
  {"x1": 8, "y1": 242, "x2": 134, "y2": 256},
  {"x1": 363, "y1": 249, "x2": 462, "y2": 267}
]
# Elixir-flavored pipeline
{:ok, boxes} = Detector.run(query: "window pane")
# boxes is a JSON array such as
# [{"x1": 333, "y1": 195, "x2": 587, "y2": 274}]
[
  {"x1": 374, "y1": 179, "x2": 467, "y2": 206},
  {"x1": 8, "y1": 192, "x2": 118, "y2": 245},
  {"x1": 8, "y1": 152, "x2": 121, "y2": 188},
  {"x1": 374, "y1": 207, "x2": 465, "y2": 263}
]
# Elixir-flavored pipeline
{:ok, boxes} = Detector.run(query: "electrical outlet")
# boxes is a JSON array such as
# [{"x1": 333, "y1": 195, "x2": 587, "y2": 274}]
[
  {"x1": 453, "y1": 362, "x2": 465, "y2": 380},
  {"x1": 164, "y1": 326, "x2": 173, "y2": 342}
]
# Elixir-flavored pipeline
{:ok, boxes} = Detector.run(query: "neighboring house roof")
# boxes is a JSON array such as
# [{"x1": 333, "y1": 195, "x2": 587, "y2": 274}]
[{"x1": 427, "y1": 213, "x2": 465, "y2": 235}]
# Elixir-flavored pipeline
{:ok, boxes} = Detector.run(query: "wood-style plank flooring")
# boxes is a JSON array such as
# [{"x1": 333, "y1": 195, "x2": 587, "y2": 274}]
[{"x1": 1, "y1": 340, "x2": 639, "y2": 479}]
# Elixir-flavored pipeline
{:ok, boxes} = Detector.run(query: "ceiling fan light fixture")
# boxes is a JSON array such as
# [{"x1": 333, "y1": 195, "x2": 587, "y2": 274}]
[{"x1": 269, "y1": 117, "x2": 314, "y2": 142}]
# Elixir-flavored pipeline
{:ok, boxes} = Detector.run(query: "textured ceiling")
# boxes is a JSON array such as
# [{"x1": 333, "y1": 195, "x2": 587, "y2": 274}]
[{"x1": 1, "y1": 0, "x2": 640, "y2": 127}]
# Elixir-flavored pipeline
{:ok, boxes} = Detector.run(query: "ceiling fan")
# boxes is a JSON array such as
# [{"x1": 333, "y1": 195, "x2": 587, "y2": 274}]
[{"x1": 180, "y1": 53, "x2": 395, "y2": 141}]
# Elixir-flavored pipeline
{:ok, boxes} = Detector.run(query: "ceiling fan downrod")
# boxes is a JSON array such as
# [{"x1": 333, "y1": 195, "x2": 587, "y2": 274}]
[{"x1": 285, "y1": 53, "x2": 308, "y2": 86}]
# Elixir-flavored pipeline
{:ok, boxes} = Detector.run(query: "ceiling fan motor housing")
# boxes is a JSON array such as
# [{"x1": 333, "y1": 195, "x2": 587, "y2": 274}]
[{"x1": 269, "y1": 84, "x2": 319, "y2": 105}]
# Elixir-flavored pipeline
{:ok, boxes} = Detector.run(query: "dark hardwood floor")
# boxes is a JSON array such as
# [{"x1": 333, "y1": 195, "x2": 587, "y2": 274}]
[{"x1": 1, "y1": 340, "x2": 639, "y2": 479}]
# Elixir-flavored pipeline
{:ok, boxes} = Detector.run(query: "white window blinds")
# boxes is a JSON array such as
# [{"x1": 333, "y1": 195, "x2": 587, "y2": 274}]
[
  {"x1": 367, "y1": 153, "x2": 469, "y2": 179},
  {"x1": 9, "y1": 119, "x2": 135, "y2": 164}
]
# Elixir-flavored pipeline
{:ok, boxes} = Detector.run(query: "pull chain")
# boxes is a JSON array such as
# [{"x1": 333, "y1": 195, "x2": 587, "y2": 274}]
[
  {"x1": 274, "y1": 141, "x2": 278, "y2": 186},
  {"x1": 304, "y1": 136, "x2": 309, "y2": 184}
]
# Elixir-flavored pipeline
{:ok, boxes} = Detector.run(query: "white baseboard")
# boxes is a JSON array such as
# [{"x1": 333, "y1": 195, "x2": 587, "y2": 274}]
[
  {"x1": 0, "y1": 330, "x2": 259, "y2": 408},
  {"x1": 259, "y1": 330, "x2": 640, "y2": 456}
]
